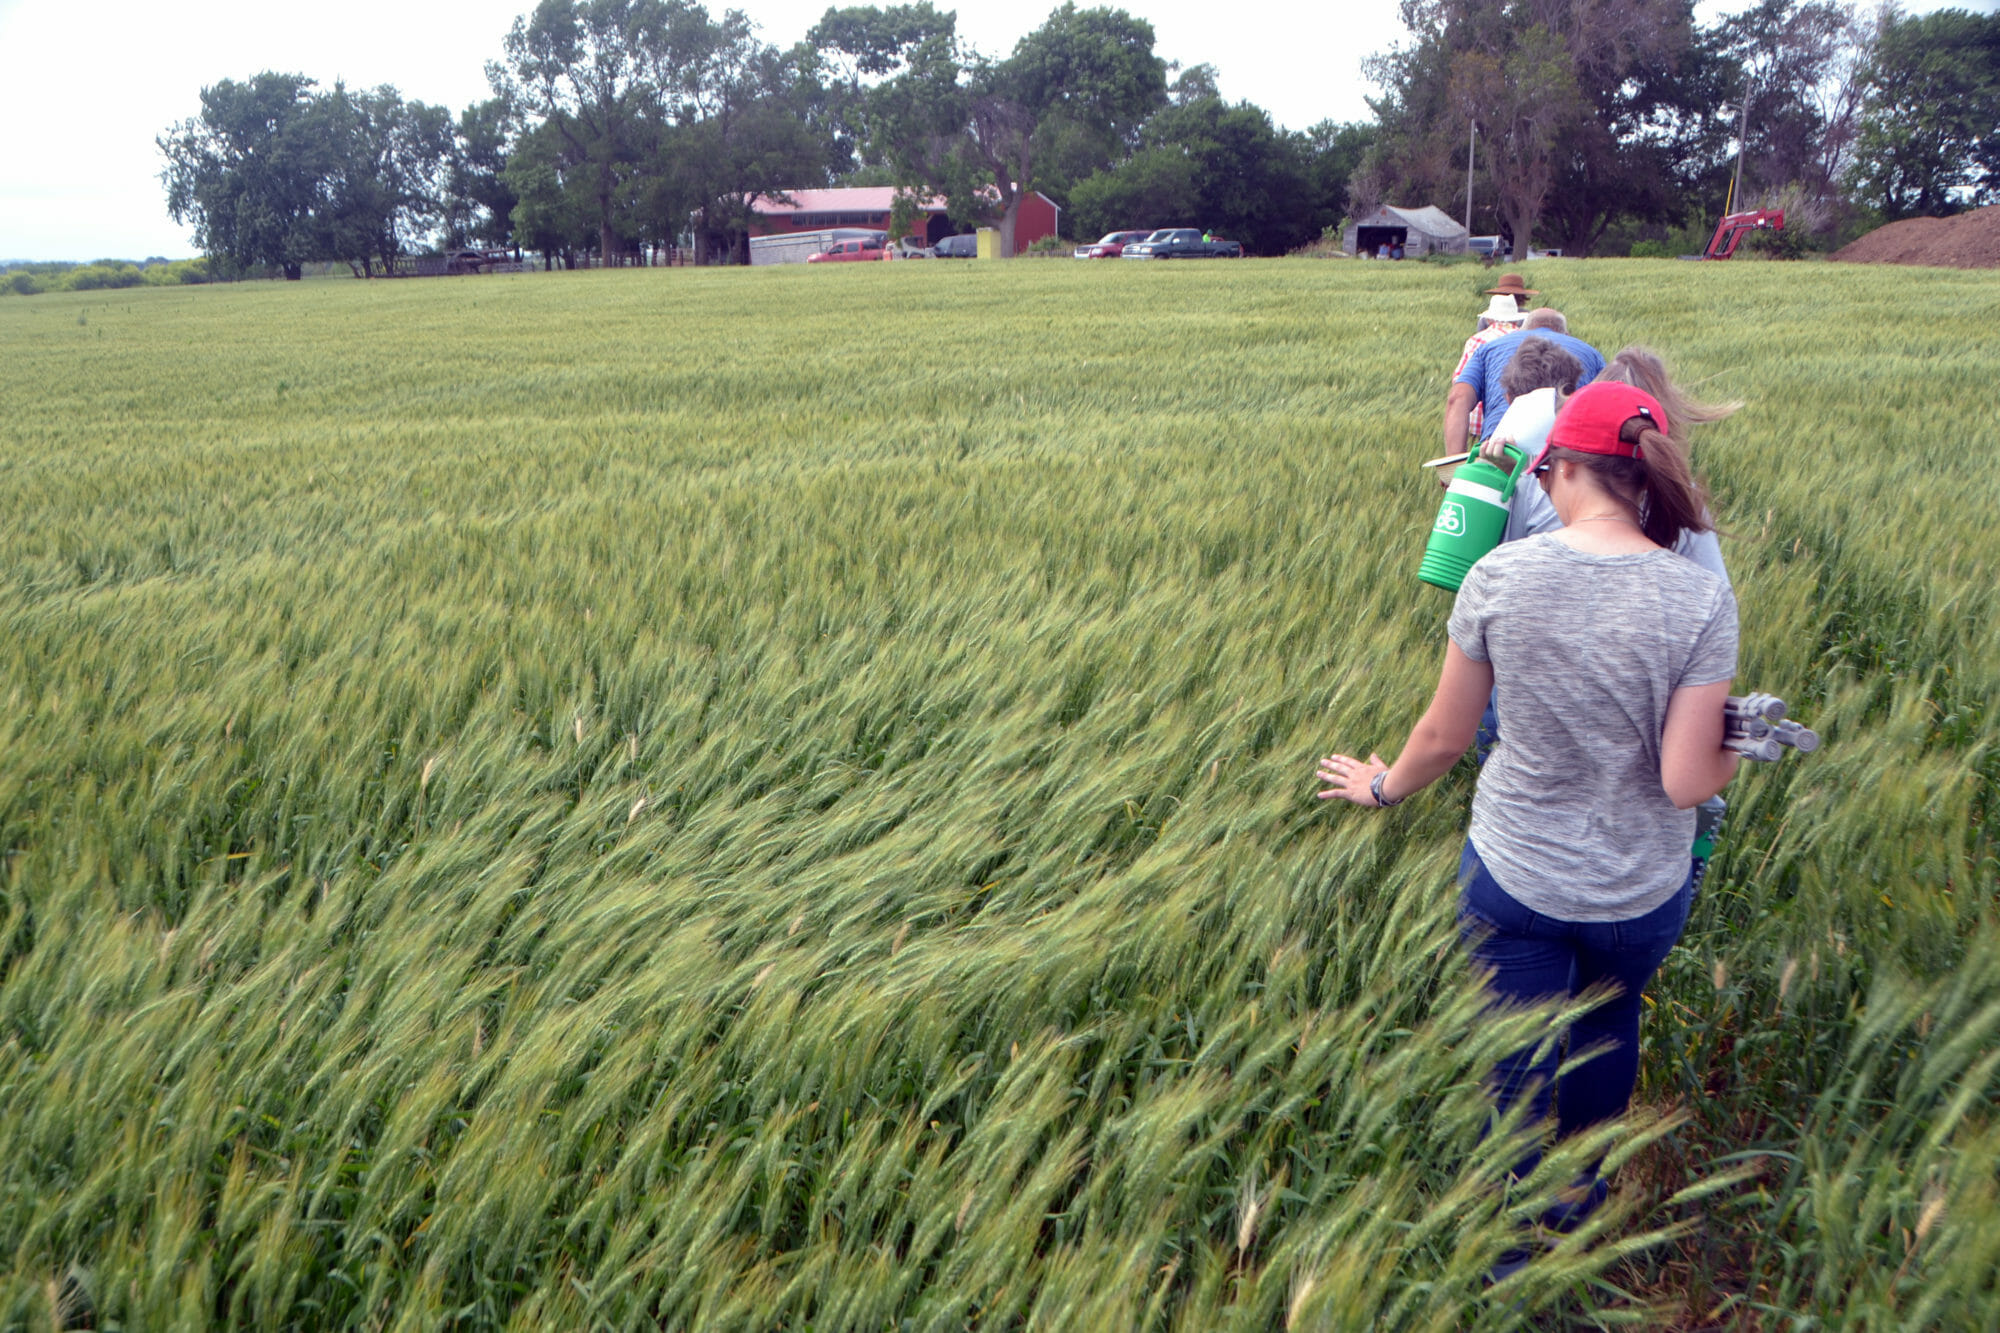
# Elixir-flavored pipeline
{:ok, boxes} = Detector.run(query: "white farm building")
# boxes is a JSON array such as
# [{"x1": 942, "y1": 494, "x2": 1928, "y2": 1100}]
[{"x1": 1344, "y1": 205, "x2": 1470, "y2": 257}]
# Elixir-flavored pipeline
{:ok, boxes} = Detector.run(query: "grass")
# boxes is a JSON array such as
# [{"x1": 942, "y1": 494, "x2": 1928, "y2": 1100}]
[{"x1": 0, "y1": 257, "x2": 1995, "y2": 1330}]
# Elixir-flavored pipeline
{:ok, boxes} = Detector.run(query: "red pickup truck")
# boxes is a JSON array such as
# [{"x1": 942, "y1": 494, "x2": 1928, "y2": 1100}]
[{"x1": 807, "y1": 235, "x2": 887, "y2": 263}]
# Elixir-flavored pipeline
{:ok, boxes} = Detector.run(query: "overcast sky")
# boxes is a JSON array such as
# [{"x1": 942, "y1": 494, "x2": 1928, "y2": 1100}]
[{"x1": 0, "y1": 0, "x2": 1984, "y2": 262}]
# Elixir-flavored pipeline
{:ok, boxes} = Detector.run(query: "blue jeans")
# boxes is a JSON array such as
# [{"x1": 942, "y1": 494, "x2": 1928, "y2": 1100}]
[{"x1": 1458, "y1": 842, "x2": 1692, "y2": 1208}]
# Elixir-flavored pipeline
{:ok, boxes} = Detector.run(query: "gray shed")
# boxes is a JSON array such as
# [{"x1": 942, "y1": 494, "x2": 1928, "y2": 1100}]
[{"x1": 1344, "y1": 205, "x2": 1469, "y2": 257}]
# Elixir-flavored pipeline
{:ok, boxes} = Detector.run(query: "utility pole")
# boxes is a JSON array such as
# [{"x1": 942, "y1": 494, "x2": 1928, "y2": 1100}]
[
  {"x1": 1464, "y1": 120, "x2": 1477, "y2": 236},
  {"x1": 1728, "y1": 69, "x2": 1753, "y2": 215}
]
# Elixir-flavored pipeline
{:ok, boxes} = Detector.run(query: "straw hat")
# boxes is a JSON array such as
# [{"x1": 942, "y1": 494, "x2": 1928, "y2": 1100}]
[
  {"x1": 1483, "y1": 273, "x2": 1539, "y2": 298},
  {"x1": 1479, "y1": 294, "x2": 1529, "y2": 323}
]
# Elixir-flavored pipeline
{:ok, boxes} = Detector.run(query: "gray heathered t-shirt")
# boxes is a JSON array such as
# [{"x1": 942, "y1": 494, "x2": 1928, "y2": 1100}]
[
  {"x1": 1505, "y1": 478, "x2": 1731, "y2": 583},
  {"x1": 1447, "y1": 535, "x2": 1738, "y2": 921}
]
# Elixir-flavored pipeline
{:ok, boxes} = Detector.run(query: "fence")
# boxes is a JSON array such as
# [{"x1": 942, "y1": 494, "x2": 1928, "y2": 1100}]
[{"x1": 377, "y1": 252, "x2": 527, "y2": 278}]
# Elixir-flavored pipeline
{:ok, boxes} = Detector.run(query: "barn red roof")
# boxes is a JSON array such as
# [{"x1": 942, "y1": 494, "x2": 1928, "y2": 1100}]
[{"x1": 749, "y1": 187, "x2": 950, "y2": 215}]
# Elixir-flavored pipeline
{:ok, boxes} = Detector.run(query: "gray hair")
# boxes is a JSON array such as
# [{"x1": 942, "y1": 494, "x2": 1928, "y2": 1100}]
[{"x1": 1523, "y1": 307, "x2": 1568, "y2": 334}]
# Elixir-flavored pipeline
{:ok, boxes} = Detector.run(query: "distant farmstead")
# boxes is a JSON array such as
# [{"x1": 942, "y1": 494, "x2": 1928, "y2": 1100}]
[
  {"x1": 745, "y1": 187, "x2": 1059, "y2": 263},
  {"x1": 1343, "y1": 205, "x2": 1469, "y2": 257}
]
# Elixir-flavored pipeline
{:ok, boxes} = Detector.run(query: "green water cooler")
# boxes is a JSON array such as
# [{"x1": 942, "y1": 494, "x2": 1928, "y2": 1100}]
[{"x1": 1418, "y1": 445, "x2": 1527, "y2": 591}]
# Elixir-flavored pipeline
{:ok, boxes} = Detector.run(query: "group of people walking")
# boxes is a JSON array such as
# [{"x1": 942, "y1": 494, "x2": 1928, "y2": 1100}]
[{"x1": 1316, "y1": 273, "x2": 1743, "y2": 1277}]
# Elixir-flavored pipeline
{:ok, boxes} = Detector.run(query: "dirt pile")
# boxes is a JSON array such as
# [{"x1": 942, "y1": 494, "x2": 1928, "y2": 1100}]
[{"x1": 1831, "y1": 204, "x2": 2000, "y2": 268}]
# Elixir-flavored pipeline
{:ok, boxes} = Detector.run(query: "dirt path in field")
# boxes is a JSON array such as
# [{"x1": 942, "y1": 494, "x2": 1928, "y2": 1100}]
[{"x1": 1831, "y1": 204, "x2": 2000, "y2": 268}]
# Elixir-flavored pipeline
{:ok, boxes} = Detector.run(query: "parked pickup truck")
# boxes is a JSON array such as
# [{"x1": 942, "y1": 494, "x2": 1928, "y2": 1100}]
[{"x1": 1120, "y1": 229, "x2": 1244, "y2": 259}]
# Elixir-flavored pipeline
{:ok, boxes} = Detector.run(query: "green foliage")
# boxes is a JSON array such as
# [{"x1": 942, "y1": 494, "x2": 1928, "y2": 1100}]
[
  {"x1": 1708, "y1": 0, "x2": 1872, "y2": 223},
  {"x1": 1362, "y1": 0, "x2": 1891, "y2": 255},
  {"x1": 317, "y1": 84, "x2": 460, "y2": 275},
  {"x1": 158, "y1": 72, "x2": 329, "y2": 280},
  {"x1": 0, "y1": 258, "x2": 214, "y2": 297},
  {"x1": 158, "y1": 74, "x2": 460, "y2": 280},
  {"x1": 64, "y1": 262, "x2": 146, "y2": 291},
  {"x1": 1744, "y1": 220, "x2": 1822, "y2": 259},
  {"x1": 1068, "y1": 143, "x2": 1197, "y2": 237},
  {"x1": 1847, "y1": 6, "x2": 2000, "y2": 219},
  {"x1": 1361, "y1": 0, "x2": 1703, "y2": 257},
  {"x1": 503, "y1": 118, "x2": 597, "y2": 262},
  {"x1": 498, "y1": 0, "x2": 847, "y2": 264},
  {"x1": 0, "y1": 263, "x2": 1995, "y2": 1327},
  {"x1": 819, "y1": 3, "x2": 1167, "y2": 255},
  {"x1": 1006, "y1": 2, "x2": 1169, "y2": 195},
  {"x1": 885, "y1": 186, "x2": 923, "y2": 245},
  {"x1": 1302, "y1": 120, "x2": 1377, "y2": 231},
  {"x1": 1068, "y1": 97, "x2": 1343, "y2": 255},
  {"x1": 812, "y1": 0, "x2": 955, "y2": 77},
  {"x1": 1599, "y1": 216, "x2": 1719, "y2": 259},
  {"x1": 666, "y1": 21, "x2": 852, "y2": 263},
  {"x1": 446, "y1": 98, "x2": 521, "y2": 249}
]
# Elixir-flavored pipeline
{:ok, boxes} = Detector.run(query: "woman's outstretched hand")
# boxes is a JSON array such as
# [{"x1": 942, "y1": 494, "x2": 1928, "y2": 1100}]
[{"x1": 1317, "y1": 752, "x2": 1389, "y2": 806}]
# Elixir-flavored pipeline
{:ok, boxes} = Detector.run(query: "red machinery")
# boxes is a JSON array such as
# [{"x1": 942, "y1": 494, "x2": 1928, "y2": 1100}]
[{"x1": 1702, "y1": 208, "x2": 1785, "y2": 259}]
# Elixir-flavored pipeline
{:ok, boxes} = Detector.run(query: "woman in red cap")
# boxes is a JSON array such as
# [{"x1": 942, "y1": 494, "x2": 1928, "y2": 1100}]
[{"x1": 1314, "y1": 380, "x2": 1741, "y2": 1261}]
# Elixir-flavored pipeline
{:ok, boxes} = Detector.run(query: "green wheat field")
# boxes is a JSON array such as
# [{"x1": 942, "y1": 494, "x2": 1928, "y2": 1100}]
[{"x1": 1, "y1": 258, "x2": 1995, "y2": 1330}]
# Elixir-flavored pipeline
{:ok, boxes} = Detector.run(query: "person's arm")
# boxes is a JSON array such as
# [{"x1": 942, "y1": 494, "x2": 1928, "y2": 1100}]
[
  {"x1": 1660, "y1": 678, "x2": 1741, "y2": 808},
  {"x1": 1503, "y1": 484, "x2": 1561, "y2": 542},
  {"x1": 1443, "y1": 382, "x2": 1478, "y2": 456},
  {"x1": 1672, "y1": 527, "x2": 1731, "y2": 587},
  {"x1": 1317, "y1": 642, "x2": 1493, "y2": 807}
]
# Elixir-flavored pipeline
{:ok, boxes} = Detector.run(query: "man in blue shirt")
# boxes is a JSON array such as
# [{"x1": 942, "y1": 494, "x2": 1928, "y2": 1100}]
[{"x1": 1441, "y1": 309, "x2": 1605, "y2": 458}]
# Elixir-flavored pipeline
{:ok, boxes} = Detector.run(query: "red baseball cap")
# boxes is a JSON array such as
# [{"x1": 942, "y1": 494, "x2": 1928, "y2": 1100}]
[{"x1": 1532, "y1": 382, "x2": 1671, "y2": 471}]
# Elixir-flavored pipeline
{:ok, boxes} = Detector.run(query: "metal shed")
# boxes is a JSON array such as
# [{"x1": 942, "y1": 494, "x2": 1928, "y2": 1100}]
[{"x1": 1343, "y1": 205, "x2": 1469, "y2": 257}]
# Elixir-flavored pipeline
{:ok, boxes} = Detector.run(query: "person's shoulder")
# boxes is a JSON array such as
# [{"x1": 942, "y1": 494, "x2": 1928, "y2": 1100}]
[
  {"x1": 1458, "y1": 536, "x2": 1558, "y2": 609},
  {"x1": 1458, "y1": 337, "x2": 1501, "y2": 381},
  {"x1": 1690, "y1": 561, "x2": 1734, "y2": 607},
  {"x1": 1651, "y1": 544, "x2": 1724, "y2": 582},
  {"x1": 1469, "y1": 332, "x2": 1518, "y2": 367},
  {"x1": 1648, "y1": 547, "x2": 1733, "y2": 605},
  {"x1": 1555, "y1": 332, "x2": 1607, "y2": 364},
  {"x1": 1478, "y1": 533, "x2": 1561, "y2": 573}
]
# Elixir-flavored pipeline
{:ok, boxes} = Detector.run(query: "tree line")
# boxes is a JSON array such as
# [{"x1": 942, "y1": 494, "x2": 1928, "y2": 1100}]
[
  {"x1": 1361, "y1": 0, "x2": 1999, "y2": 258},
  {"x1": 144, "y1": 0, "x2": 2000, "y2": 276},
  {"x1": 1, "y1": 258, "x2": 214, "y2": 298}
]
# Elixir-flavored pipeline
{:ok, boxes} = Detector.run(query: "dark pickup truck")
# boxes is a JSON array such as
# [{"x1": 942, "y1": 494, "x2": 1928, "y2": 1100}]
[{"x1": 1119, "y1": 228, "x2": 1244, "y2": 259}]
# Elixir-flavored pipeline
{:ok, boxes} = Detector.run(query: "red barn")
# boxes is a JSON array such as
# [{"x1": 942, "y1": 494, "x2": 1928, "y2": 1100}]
[{"x1": 746, "y1": 187, "x2": 1060, "y2": 255}]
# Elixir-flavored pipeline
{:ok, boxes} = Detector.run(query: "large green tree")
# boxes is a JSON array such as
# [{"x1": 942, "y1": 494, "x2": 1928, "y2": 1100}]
[
  {"x1": 662, "y1": 20, "x2": 850, "y2": 263},
  {"x1": 317, "y1": 85, "x2": 458, "y2": 276},
  {"x1": 445, "y1": 98, "x2": 522, "y2": 249},
  {"x1": 505, "y1": 117, "x2": 599, "y2": 264},
  {"x1": 1847, "y1": 7, "x2": 2000, "y2": 219},
  {"x1": 817, "y1": 3, "x2": 1167, "y2": 255},
  {"x1": 493, "y1": 0, "x2": 703, "y2": 260},
  {"x1": 1705, "y1": 0, "x2": 1872, "y2": 236},
  {"x1": 1362, "y1": 0, "x2": 1702, "y2": 258},
  {"x1": 159, "y1": 73, "x2": 331, "y2": 280},
  {"x1": 159, "y1": 74, "x2": 455, "y2": 279},
  {"x1": 497, "y1": 0, "x2": 847, "y2": 264},
  {"x1": 1068, "y1": 96, "x2": 1352, "y2": 254}
]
